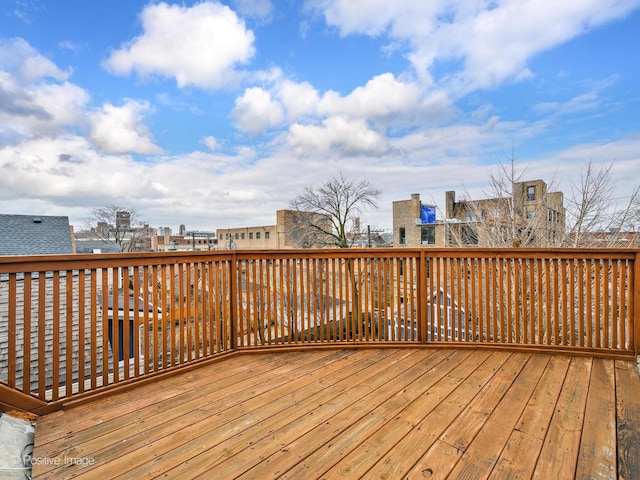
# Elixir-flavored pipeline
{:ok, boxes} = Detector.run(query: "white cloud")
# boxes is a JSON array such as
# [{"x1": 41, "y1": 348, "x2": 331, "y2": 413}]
[
  {"x1": 232, "y1": 0, "x2": 274, "y2": 20},
  {"x1": 311, "y1": 0, "x2": 640, "y2": 93},
  {"x1": 0, "y1": 39, "x2": 89, "y2": 139},
  {"x1": 0, "y1": 133, "x2": 269, "y2": 227},
  {"x1": 0, "y1": 135, "x2": 147, "y2": 203},
  {"x1": 32, "y1": 82, "x2": 89, "y2": 128},
  {"x1": 0, "y1": 37, "x2": 71, "y2": 84},
  {"x1": 319, "y1": 73, "x2": 422, "y2": 120},
  {"x1": 104, "y1": 1, "x2": 255, "y2": 90},
  {"x1": 276, "y1": 80, "x2": 320, "y2": 120},
  {"x1": 288, "y1": 116, "x2": 388, "y2": 156},
  {"x1": 88, "y1": 100, "x2": 163, "y2": 155},
  {"x1": 232, "y1": 87, "x2": 284, "y2": 133},
  {"x1": 533, "y1": 92, "x2": 601, "y2": 116},
  {"x1": 201, "y1": 135, "x2": 218, "y2": 151}
]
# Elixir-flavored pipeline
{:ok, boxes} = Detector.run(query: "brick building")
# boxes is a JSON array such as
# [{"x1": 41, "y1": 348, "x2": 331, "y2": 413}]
[
  {"x1": 393, "y1": 179, "x2": 565, "y2": 248},
  {"x1": 217, "y1": 210, "x2": 332, "y2": 250}
]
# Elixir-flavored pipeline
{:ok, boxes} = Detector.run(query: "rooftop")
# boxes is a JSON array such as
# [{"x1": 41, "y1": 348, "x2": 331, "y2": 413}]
[
  {"x1": 32, "y1": 348, "x2": 640, "y2": 478},
  {"x1": 0, "y1": 214, "x2": 73, "y2": 256},
  {"x1": 1, "y1": 247, "x2": 639, "y2": 478}
]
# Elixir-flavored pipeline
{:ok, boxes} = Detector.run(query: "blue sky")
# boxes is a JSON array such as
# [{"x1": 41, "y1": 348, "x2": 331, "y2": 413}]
[{"x1": 1, "y1": 0, "x2": 639, "y2": 233}]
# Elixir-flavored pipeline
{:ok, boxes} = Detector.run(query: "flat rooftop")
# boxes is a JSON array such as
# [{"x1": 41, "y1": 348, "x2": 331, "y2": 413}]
[{"x1": 32, "y1": 348, "x2": 640, "y2": 479}]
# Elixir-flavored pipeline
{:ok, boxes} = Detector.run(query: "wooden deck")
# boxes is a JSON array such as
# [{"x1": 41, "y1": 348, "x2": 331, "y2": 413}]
[{"x1": 32, "y1": 348, "x2": 640, "y2": 479}]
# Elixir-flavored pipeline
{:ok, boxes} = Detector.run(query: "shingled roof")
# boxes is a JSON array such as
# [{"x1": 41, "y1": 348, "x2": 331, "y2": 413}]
[{"x1": 0, "y1": 214, "x2": 74, "y2": 255}]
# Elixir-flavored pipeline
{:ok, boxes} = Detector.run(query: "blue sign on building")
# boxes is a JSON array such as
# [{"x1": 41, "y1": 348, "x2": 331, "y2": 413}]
[{"x1": 420, "y1": 204, "x2": 436, "y2": 224}]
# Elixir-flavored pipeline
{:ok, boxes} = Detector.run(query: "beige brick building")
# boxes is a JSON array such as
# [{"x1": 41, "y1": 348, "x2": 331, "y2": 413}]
[
  {"x1": 393, "y1": 179, "x2": 565, "y2": 248},
  {"x1": 393, "y1": 194, "x2": 445, "y2": 247},
  {"x1": 216, "y1": 210, "x2": 332, "y2": 250},
  {"x1": 446, "y1": 179, "x2": 565, "y2": 247}
]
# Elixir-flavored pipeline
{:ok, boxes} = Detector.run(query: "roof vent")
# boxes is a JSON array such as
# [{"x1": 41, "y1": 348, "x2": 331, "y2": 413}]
[{"x1": 32, "y1": 217, "x2": 42, "y2": 223}]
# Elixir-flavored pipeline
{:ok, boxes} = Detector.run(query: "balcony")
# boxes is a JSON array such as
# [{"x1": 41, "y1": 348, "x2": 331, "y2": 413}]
[{"x1": 1, "y1": 248, "x2": 639, "y2": 478}]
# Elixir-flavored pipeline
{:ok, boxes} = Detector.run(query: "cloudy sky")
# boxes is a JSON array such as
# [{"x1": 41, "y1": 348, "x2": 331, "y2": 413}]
[{"x1": 1, "y1": 0, "x2": 639, "y2": 233}]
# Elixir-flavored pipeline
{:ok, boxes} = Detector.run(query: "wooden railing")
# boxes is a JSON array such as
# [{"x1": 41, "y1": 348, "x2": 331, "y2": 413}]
[{"x1": 1, "y1": 248, "x2": 638, "y2": 413}]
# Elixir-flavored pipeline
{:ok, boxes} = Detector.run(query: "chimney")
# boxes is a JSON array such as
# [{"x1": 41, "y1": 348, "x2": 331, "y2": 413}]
[
  {"x1": 164, "y1": 227, "x2": 170, "y2": 252},
  {"x1": 445, "y1": 191, "x2": 456, "y2": 219}
]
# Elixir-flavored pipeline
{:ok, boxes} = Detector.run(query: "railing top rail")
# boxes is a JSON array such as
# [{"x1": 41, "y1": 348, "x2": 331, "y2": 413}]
[
  {"x1": 1, "y1": 246, "x2": 638, "y2": 266},
  {"x1": 0, "y1": 250, "x2": 237, "y2": 273}
]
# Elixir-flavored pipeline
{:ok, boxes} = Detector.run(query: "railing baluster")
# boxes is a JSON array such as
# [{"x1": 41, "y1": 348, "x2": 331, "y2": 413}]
[
  {"x1": 577, "y1": 259, "x2": 585, "y2": 348},
  {"x1": 202, "y1": 261, "x2": 208, "y2": 353},
  {"x1": 22, "y1": 273, "x2": 32, "y2": 394},
  {"x1": 536, "y1": 258, "x2": 543, "y2": 345},
  {"x1": 77, "y1": 270, "x2": 86, "y2": 393},
  {"x1": 151, "y1": 264, "x2": 159, "y2": 372},
  {"x1": 65, "y1": 269, "x2": 74, "y2": 395},
  {"x1": 23, "y1": 273, "x2": 31, "y2": 395},
  {"x1": 594, "y1": 260, "x2": 601, "y2": 348},
  {"x1": 611, "y1": 260, "x2": 618, "y2": 350},
  {"x1": 568, "y1": 259, "x2": 575, "y2": 347},
  {"x1": 192, "y1": 262, "x2": 200, "y2": 360},
  {"x1": 602, "y1": 260, "x2": 610, "y2": 349},
  {"x1": 122, "y1": 268, "x2": 130, "y2": 380},
  {"x1": 8, "y1": 273, "x2": 16, "y2": 389},
  {"x1": 489, "y1": 258, "x2": 497, "y2": 343},
  {"x1": 141, "y1": 265, "x2": 150, "y2": 375}
]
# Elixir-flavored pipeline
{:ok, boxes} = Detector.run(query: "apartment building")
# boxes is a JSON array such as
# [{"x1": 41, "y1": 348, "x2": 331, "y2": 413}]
[
  {"x1": 445, "y1": 179, "x2": 565, "y2": 247},
  {"x1": 217, "y1": 224, "x2": 278, "y2": 249},
  {"x1": 150, "y1": 230, "x2": 217, "y2": 251},
  {"x1": 393, "y1": 194, "x2": 445, "y2": 247},
  {"x1": 393, "y1": 179, "x2": 566, "y2": 248},
  {"x1": 217, "y1": 210, "x2": 332, "y2": 250}
]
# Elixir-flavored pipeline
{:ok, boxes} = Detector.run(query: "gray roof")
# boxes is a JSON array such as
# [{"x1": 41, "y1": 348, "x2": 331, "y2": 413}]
[
  {"x1": 0, "y1": 214, "x2": 73, "y2": 255},
  {"x1": 75, "y1": 241, "x2": 121, "y2": 254}
]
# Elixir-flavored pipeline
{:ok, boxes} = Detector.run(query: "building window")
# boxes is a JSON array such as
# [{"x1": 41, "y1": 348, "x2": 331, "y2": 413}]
[
  {"x1": 421, "y1": 226, "x2": 435, "y2": 245},
  {"x1": 241, "y1": 233, "x2": 245, "y2": 240},
  {"x1": 461, "y1": 226, "x2": 478, "y2": 245},
  {"x1": 265, "y1": 231, "x2": 270, "y2": 239},
  {"x1": 256, "y1": 232, "x2": 261, "y2": 239},
  {"x1": 399, "y1": 227, "x2": 406, "y2": 245},
  {"x1": 234, "y1": 233, "x2": 239, "y2": 239},
  {"x1": 249, "y1": 232, "x2": 253, "y2": 240},
  {"x1": 527, "y1": 186, "x2": 535, "y2": 201}
]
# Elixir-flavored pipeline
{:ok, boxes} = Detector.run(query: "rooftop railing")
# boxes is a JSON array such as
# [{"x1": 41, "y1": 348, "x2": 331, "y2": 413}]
[{"x1": 1, "y1": 248, "x2": 638, "y2": 414}]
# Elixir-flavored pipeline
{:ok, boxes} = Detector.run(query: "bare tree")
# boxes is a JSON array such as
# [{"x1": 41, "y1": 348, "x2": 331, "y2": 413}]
[
  {"x1": 447, "y1": 156, "x2": 565, "y2": 248},
  {"x1": 84, "y1": 205, "x2": 145, "y2": 252},
  {"x1": 564, "y1": 161, "x2": 640, "y2": 247},
  {"x1": 447, "y1": 156, "x2": 639, "y2": 248},
  {"x1": 288, "y1": 173, "x2": 381, "y2": 339},
  {"x1": 288, "y1": 172, "x2": 381, "y2": 248}
]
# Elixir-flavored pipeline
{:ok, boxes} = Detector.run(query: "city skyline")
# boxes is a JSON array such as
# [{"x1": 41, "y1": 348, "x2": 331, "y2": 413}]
[{"x1": 1, "y1": 0, "x2": 639, "y2": 232}]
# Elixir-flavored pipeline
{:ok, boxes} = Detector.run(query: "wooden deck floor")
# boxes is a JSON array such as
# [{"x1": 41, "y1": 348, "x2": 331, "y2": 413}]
[{"x1": 32, "y1": 348, "x2": 640, "y2": 479}]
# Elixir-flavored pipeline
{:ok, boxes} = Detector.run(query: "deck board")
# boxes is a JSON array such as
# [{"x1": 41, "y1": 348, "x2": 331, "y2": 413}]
[
  {"x1": 31, "y1": 348, "x2": 640, "y2": 479},
  {"x1": 533, "y1": 356, "x2": 592, "y2": 480}
]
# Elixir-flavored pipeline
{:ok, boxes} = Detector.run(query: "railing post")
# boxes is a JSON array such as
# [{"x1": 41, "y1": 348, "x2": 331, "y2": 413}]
[
  {"x1": 418, "y1": 250, "x2": 428, "y2": 343},
  {"x1": 229, "y1": 252, "x2": 238, "y2": 352},
  {"x1": 634, "y1": 251, "x2": 640, "y2": 357}
]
